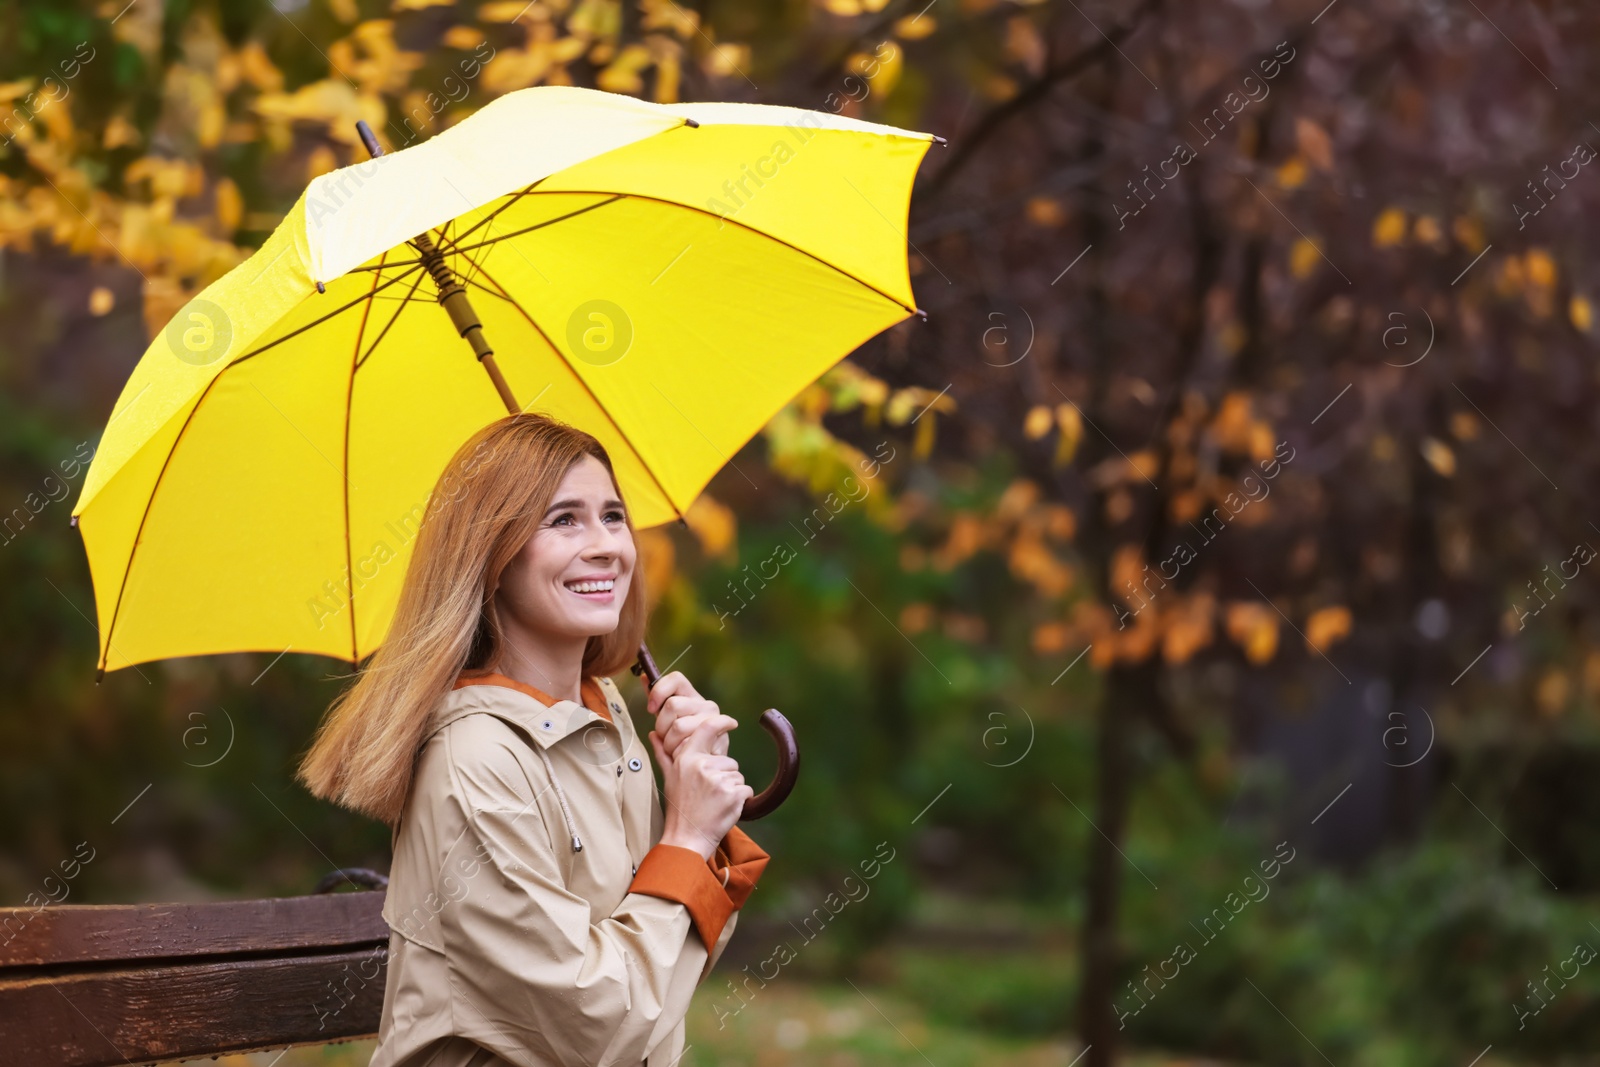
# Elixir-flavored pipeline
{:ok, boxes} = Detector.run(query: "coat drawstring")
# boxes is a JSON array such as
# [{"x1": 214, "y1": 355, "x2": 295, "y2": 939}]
[{"x1": 535, "y1": 744, "x2": 583, "y2": 852}]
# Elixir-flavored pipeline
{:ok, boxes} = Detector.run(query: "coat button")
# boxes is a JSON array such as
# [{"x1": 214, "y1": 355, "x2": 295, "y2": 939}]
[
  {"x1": 616, "y1": 765, "x2": 623, "y2": 777},
  {"x1": 628, "y1": 757, "x2": 642, "y2": 771},
  {"x1": 541, "y1": 719, "x2": 553, "y2": 730},
  {"x1": 631, "y1": 862, "x2": 637, "y2": 876}
]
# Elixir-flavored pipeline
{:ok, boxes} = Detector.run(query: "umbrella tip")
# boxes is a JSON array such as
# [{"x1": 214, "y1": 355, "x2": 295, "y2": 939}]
[
  {"x1": 683, "y1": 117, "x2": 700, "y2": 129},
  {"x1": 316, "y1": 281, "x2": 326, "y2": 294},
  {"x1": 94, "y1": 665, "x2": 104, "y2": 685},
  {"x1": 931, "y1": 134, "x2": 947, "y2": 145},
  {"x1": 914, "y1": 307, "x2": 929, "y2": 321},
  {"x1": 68, "y1": 514, "x2": 77, "y2": 528},
  {"x1": 356, "y1": 120, "x2": 385, "y2": 159}
]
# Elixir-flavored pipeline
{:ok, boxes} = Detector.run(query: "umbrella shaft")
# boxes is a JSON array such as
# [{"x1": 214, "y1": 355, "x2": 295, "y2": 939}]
[{"x1": 413, "y1": 231, "x2": 520, "y2": 416}]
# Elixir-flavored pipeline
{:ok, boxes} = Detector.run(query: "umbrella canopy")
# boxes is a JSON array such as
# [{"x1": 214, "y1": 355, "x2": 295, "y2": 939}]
[{"x1": 71, "y1": 85, "x2": 936, "y2": 675}]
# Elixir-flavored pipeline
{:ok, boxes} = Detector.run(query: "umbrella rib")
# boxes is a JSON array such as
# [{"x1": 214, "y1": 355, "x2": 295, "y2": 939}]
[
  {"x1": 343, "y1": 252, "x2": 386, "y2": 667},
  {"x1": 356, "y1": 268, "x2": 428, "y2": 369},
  {"x1": 452, "y1": 189, "x2": 918, "y2": 315},
  {"x1": 466, "y1": 259, "x2": 685, "y2": 524},
  {"x1": 228, "y1": 264, "x2": 427, "y2": 368},
  {"x1": 439, "y1": 194, "x2": 626, "y2": 258},
  {"x1": 95, "y1": 372, "x2": 226, "y2": 677}
]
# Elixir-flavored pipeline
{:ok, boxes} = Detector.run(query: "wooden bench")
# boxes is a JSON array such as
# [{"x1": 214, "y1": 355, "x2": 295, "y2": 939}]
[{"x1": 0, "y1": 868, "x2": 390, "y2": 1066}]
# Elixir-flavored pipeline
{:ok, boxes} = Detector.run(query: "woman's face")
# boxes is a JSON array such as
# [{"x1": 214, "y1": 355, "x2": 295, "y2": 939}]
[{"x1": 495, "y1": 454, "x2": 636, "y2": 644}]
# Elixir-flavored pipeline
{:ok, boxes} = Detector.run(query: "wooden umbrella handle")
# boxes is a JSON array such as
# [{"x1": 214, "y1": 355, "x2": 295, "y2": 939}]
[{"x1": 631, "y1": 642, "x2": 799, "y2": 821}]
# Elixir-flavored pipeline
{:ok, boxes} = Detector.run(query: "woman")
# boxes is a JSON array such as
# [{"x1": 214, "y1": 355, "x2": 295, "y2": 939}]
[{"x1": 298, "y1": 413, "x2": 770, "y2": 1067}]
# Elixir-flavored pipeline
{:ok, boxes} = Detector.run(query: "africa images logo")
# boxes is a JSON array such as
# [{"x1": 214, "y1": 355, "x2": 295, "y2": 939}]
[{"x1": 165, "y1": 297, "x2": 233, "y2": 367}]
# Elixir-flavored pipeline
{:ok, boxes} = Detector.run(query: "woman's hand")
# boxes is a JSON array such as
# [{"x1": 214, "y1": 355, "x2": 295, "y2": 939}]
[
  {"x1": 651, "y1": 715, "x2": 753, "y2": 860},
  {"x1": 647, "y1": 670, "x2": 735, "y2": 760}
]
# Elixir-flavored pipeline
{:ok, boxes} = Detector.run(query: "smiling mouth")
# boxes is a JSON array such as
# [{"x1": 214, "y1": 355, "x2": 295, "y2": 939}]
[{"x1": 565, "y1": 579, "x2": 616, "y2": 595}]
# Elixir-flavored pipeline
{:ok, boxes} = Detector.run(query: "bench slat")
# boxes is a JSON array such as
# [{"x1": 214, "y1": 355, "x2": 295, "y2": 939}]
[
  {"x1": 0, "y1": 945, "x2": 387, "y2": 1066},
  {"x1": 0, "y1": 892, "x2": 387, "y2": 968}
]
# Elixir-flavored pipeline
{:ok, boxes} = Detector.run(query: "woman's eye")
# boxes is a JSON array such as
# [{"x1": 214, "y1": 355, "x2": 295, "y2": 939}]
[{"x1": 605, "y1": 511, "x2": 627, "y2": 524}]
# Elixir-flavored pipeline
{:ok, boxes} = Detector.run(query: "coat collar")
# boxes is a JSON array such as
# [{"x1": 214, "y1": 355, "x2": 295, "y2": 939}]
[{"x1": 432, "y1": 670, "x2": 630, "y2": 749}]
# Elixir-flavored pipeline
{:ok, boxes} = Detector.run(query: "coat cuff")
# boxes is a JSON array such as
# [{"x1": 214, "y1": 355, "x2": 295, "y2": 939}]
[
  {"x1": 628, "y1": 829, "x2": 770, "y2": 950},
  {"x1": 707, "y1": 826, "x2": 769, "y2": 911}
]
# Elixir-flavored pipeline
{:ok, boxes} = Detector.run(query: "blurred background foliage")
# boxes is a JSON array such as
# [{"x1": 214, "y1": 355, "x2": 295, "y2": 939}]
[{"x1": 3, "y1": 0, "x2": 1600, "y2": 1064}]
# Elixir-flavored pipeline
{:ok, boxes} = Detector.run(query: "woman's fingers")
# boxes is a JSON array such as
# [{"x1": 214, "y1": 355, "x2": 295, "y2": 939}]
[
  {"x1": 645, "y1": 670, "x2": 701, "y2": 716},
  {"x1": 648, "y1": 730, "x2": 673, "y2": 775},
  {"x1": 661, "y1": 708, "x2": 731, "y2": 757},
  {"x1": 675, "y1": 714, "x2": 740, "y2": 756}
]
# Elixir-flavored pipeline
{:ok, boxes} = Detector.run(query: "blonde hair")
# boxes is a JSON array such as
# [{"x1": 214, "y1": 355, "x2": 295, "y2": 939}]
[{"x1": 296, "y1": 413, "x2": 648, "y2": 826}]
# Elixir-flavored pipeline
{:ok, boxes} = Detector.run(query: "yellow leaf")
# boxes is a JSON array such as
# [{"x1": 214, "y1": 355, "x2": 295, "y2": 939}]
[
  {"x1": 913, "y1": 410, "x2": 936, "y2": 459},
  {"x1": 597, "y1": 43, "x2": 653, "y2": 94},
  {"x1": 103, "y1": 114, "x2": 141, "y2": 150},
  {"x1": 214, "y1": 177, "x2": 242, "y2": 233},
  {"x1": 1571, "y1": 294, "x2": 1594, "y2": 332},
  {"x1": 1023, "y1": 404, "x2": 1053, "y2": 440},
  {"x1": 1420, "y1": 437, "x2": 1455, "y2": 477},
  {"x1": 1276, "y1": 155, "x2": 1308, "y2": 190},
  {"x1": 996, "y1": 479, "x2": 1039, "y2": 520},
  {"x1": 88, "y1": 286, "x2": 115, "y2": 316},
  {"x1": 442, "y1": 26, "x2": 486, "y2": 49},
  {"x1": 1372, "y1": 207, "x2": 1406, "y2": 248},
  {"x1": 823, "y1": 0, "x2": 861, "y2": 14},
  {"x1": 1450, "y1": 411, "x2": 1479, "y2": 441},
  {"x1": 683, "y1": 493, "x2": 737, "y2": 561},
  {"x1": 1054, "y1": 402, "x2": 1082, "y2": 458},
  {"x1": 636, "y1": 527, "x2": 674, "y2": 613},
  {"x1": 1525, "y1": 247, "x2": 1557, "y2": 289},
  {"x1": 328, "y1": 0, "x2": 360, "y2": 23},
  {"x1": 1225, "y1": 602, "x2": 1279, "y2": 664},
  {"x1": 894, "y1": 14, "x2": 936, "y2": 38},
  {"x1": 702, "y1": 42, "x2": 751, "y2": 79},
  {"x1": 1008, "y1": 533, "x2": 1073, "y2": 597},
  {"x1": 1304, "y1": 605, "x2": 1351, "y2": 653},
  {"x1": 1162, "y1": 592, "x2": 1216, "y2": 664},
  {"x1": 479, "y1": 0, "x2": 536, "y2": 19},
  {"x1": 1025, "y1": 196, "x2": 1065, "y2": 228},
  {"x1": 1289, "y1": 236, "x2": 1320, "y2": 278}
]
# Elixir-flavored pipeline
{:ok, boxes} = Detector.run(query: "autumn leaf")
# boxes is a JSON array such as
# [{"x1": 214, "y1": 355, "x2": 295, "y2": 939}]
[
  {"x1": 683, "y1": 493, "x2": 737, "y2": 561},
  {"x1": 900, "y1": 601, "x2": 935, "y2": 634},
  {"x1": 1054, "y1": 403, "x2": 1082, "y2": 466},
  {"x1": 1420, "y1": 437, "x2": 1455, "y2": 477},
  {"x1": 1024, "y1": 404, "x2": 1053, "y2": 439},
  {"x1": 1304, "y1": 605, "x2": 1352, "y2": 654},
  {"x1": 636, "y1": 527, "x2": 675, "y2": 613},
  {"x1": 1162, "y1": 592, "x2": 1216, "y2": 664},
  {"x1": 1026, "y1": 196, "x2": 1066, "y2": 227},
  {"x1": 1536, "y1": 669, "x2": 1569, "y2": 717},
  {"x1": 1295, "y1": 117, "x2": 1333, "y2": 170},
  {"x1": 1372, "y1": 207, "x2": 1407, "y2": 247},
  {"x1": 1276, "y1": 156, "x2": 1308, "y2": 190},
  {"x1": 1525, "y1": 248, "x2": 1557, "y2": 289},
  {"x1": 1571, "y1": 294, "x2": 1594, "y2": 333},
  {"x1": 1226, "y1": 602, "x2": 1279, "y2": 664}
]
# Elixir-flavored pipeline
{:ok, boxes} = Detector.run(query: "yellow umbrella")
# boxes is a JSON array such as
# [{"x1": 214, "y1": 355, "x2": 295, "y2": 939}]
[{"x1": 70, "y1": 85, "x2": 937, "y2": 681}]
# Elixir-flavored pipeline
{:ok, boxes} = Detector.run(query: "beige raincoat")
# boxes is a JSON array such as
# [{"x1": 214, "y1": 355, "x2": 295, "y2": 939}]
[{"x1": 368, "y1": 670, "x2": 770, "y2": 1067}]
